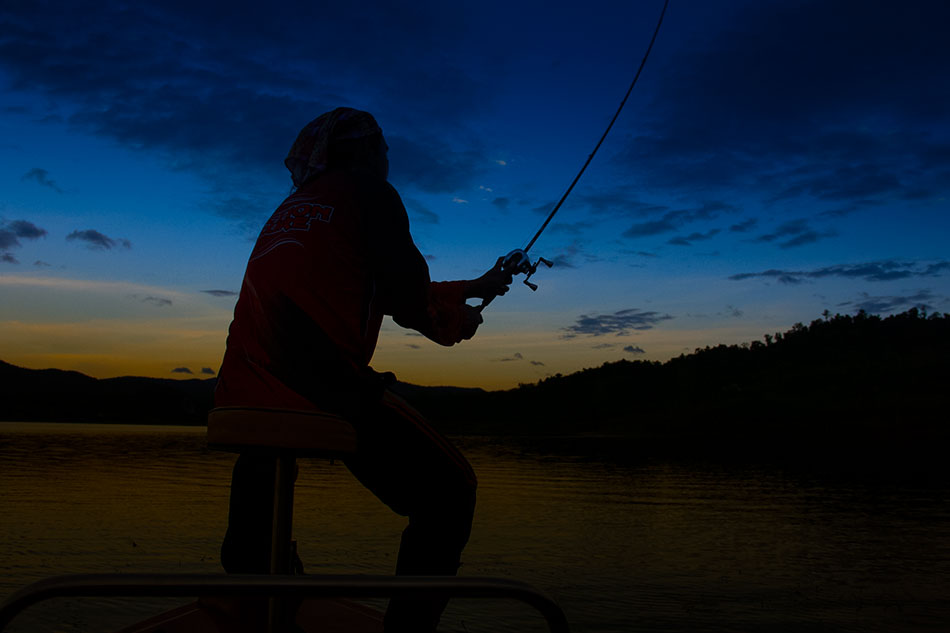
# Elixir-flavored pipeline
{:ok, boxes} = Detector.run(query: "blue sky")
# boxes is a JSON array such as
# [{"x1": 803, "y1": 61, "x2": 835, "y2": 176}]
[{"x1": 1, "y1": 0, "x2": 948, "y2": 388}]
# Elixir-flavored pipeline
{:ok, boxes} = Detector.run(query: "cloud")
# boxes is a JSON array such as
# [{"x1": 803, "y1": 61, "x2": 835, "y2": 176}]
[
  {"x1": 730, "y1": 260, "x2": 950, "y2": 284},
  {"x1": 493, "y1": 352, "x2": 524, "y2": 362},
  {"x1": 839, "y1": 290, "x2": 936, "y2": 314},
  {"x1": 201, "y1": 289, "x2": 238, "y2": 297},
  {"x1": 529, "y1": 360, "x2": 545, "y2": 366},
  {"x1": 171, "y1": 367, "x2": 193, "y2": 374},
  {"x1": 492, "y1": 197, "x2": 510, "y2": 210},
  {"x1": 753, "y1": 219, "x2": 836, "y2": 249},
  {"x1": 623, "y1": 202, "x2": 729, "y2": 239},
  {"x1": 406, "y1": 343, "x2": 421, "y2": 349},
  {"x1": 0, "y1": 219, "x2": 48, "y2": 262},
  {"x1": 142, "y1": 296, "x2": 172, "y2": 307},
  {"x1": 563, "y1": 308, "x2": 673, "y2": 337},
  {"x1": 668, "y1": 228, "x2": 720, "y2": 246},
  {"x1": 21, "y1": 167, "x2": 64, "y2": 193},
  {"x1": 6, "y1": 220, "x2": 48, "y2": 240},
  {"x1": 201, "y1": 367, "x2": 216, "y2": 375},
  {"x1": 404, "y1": 198, "x2": 440, "y2": 225},
  {"x1": 548, "y1": 241, "x2": 591, "y2": 269},
  {"x1": 575, "y1": 190, "x2": 670, "y2": 219},
  {"x1": 730, "y1": 218, "x2": 757, "y2": 233},
  {"x1": 66, "y1": 229, "x2": 131, "y2": 250},
  {"x1": 612, "y1": 1, "x2": 950, "y2": 209},
  {"x1": 0, "y1": 231, "x2": 16, "y2": 251},
  {"x1": 34, "y1": 260, "x2": 51, "y2": 267},
  {"x1": 623, "y1": 345, "x2": 645, "y2": 355},
  {"x1": 0, "y1": 2, "x2": 493, "y2": 208},
  {"x1": 383, "y1": 135, "x2": 489, "y2": 195}
]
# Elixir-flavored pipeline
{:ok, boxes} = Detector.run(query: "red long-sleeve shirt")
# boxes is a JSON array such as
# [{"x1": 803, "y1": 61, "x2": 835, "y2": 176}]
[{"x1": 214, "y1": 169, "x2": 466, "y2": 412}]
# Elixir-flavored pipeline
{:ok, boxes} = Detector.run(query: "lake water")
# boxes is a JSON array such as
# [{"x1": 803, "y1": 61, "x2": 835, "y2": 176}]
[{"x1": 0, "y1": 422, "x2": 948, "y2": 632}]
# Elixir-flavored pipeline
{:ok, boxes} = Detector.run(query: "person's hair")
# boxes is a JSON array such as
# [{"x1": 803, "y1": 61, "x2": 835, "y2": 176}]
[{"x1": 328, "y1": 133, "x2": 384, "y2": 172}]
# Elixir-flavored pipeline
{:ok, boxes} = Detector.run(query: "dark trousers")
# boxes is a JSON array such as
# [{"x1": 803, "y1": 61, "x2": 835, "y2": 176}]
[{"x1": 221, "y1": 390, "x2": 477, "y2": 633}]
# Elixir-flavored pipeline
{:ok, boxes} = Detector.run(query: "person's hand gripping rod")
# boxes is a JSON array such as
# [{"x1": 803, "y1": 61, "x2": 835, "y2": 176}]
[{"x1": 476, "y1": 249, "x2": 552, "y2": 311}]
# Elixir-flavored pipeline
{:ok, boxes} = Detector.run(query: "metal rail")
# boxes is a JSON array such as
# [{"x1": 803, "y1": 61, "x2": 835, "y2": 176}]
[{"x1": 0, "y1": 573, "x2": 570, "y2": 633}]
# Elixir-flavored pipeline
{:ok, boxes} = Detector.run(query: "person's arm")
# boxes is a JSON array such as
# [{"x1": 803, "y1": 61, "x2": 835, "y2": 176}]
[{"x1": 364, "y1": 179, "x2": 509, "y2": 344}]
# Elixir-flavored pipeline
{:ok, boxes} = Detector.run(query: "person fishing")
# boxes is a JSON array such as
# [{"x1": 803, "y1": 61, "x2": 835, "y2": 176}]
[{"x1": 213, "y1": 107, "x2": 512, "y2": 632}]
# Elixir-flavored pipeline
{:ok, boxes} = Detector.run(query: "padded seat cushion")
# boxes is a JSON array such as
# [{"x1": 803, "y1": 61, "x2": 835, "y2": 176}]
[{"x1": 207, "y1": 406, "x2": 358, "y2": 456}]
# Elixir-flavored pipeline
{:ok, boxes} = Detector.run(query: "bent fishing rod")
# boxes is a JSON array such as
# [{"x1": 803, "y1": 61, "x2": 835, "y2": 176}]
[{"x1": 480, "y1": 0, "x2": 670, "y2": 310}]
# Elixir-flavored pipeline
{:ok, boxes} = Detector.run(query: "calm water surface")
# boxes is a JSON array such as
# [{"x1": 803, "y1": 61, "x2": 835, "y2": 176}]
[{"x1": 0, "y1": 422, "x2": 948, "y2": 632}]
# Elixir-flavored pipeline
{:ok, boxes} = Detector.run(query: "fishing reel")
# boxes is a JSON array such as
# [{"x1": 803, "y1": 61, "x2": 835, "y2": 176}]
[
  {"x1": 501, "y1": 248, "x2": 553, "y2": 291},
  {"x1": 478, "y1": 248, "x2": 553, "y2": 311}
]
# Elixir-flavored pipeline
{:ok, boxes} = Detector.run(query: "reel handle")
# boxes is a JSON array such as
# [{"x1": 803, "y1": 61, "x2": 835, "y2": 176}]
[{"x1": 477, "y1": 250, "x2": 552, "y2": 311}]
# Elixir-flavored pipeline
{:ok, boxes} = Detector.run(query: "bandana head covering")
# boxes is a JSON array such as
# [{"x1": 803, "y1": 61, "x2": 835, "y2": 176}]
[{"x1": 284, "y1": 107, "x2": 383, "y2": 188}]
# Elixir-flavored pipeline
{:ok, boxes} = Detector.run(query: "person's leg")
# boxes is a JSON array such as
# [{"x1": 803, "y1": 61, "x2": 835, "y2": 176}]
[{"x1": 345, "y1": 390, "x2": 477, "y2": 633}]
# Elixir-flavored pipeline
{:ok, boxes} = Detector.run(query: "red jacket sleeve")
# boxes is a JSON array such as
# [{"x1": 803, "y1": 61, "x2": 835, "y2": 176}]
[{"x1": 362, "y1": 178, "x2": 469, "y2": 346}]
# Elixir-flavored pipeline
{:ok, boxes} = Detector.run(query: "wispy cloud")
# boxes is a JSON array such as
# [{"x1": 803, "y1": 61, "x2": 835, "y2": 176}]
[
  {"x1": 563, "y1": 308, "x2": 673, "y2": 337},
  {"x1": 623, "y1": 345, "x2": 645, "y2": 355},
  {"x1": 201, "y1": 367, "x2": 216, "y2": 375},
  {"x1": 141, "y1": 296, "x2": 173, "y2": 307},
  {"x1": 171, "y1": 367, "x2": 193, "y2": 375},
  {"x1": 623, "y1": 202, "x2": 729, "y2": 239},
  {"x1": 66, "y1": 229, "x2": 131, "y2": 250},
  {"x1": 840, "y1": 290, "x2": 937, "y2": 314},
  {"x1": 668, "y1": 228, "x2": 720, "y2": 246},
  {"x1": 404, "y1": 198, "x2": 440, "y2": 225},
  {"x1": 730, "y1": 218, "x2": 757, "y2": 233},
  {"x1": 201, "y1": 289, "x2": 238, "y2": 297},
  {"x1": 0, "y1": 275, "x2": 190, "y2": 305},
  {"x1": 730, "y1": 260, "x2": 950, "y2": 284},
  {"x1": 21, "y1": 167, "x2": 63, "y2": 193},
  {"x1": 753, "y1": 219, "x2": 836, "y2": 249}
]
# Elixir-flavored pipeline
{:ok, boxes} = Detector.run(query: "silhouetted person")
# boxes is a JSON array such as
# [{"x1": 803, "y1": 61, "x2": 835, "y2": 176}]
[{"x1": 214, "y1": 107, "x2": 511, "y2": 632}]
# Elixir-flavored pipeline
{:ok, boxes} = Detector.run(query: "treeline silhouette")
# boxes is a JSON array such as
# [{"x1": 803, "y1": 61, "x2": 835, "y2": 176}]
[
  {"x1": 2, "y1": 309, "x2": 947, "y2": 448},
  {"x1": 400, "y1": 308, "x2": 949, "y2": 447},
  {"x1": 0, "y1": 364, "x2": 214, "y2": 425}
]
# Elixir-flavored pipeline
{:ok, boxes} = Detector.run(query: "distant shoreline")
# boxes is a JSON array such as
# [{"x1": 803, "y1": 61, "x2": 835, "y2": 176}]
[{"x1": 2, "y1": 310, "x2": 947, "y2": 446}]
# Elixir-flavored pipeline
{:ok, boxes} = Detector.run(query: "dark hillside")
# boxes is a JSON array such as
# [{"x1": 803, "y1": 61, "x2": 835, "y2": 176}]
[
  {"x1": 0, "y1": 361, "x2": 215, "y2": 424},
  {"x1": 2, "y1": 310, "x2": 947, "y2": 446},
  {"x1": 407, "y1": 309, "x2": 950, "y2": 445}
]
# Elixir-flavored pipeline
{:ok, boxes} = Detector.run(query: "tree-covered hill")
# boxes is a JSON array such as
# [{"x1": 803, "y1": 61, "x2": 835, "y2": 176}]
[
  {"x1": 405, "y1": 309, "x2": 949, "y2": 444},
  {"x1": 2, "y1": 309, "x2": 947, "y2": 445}
]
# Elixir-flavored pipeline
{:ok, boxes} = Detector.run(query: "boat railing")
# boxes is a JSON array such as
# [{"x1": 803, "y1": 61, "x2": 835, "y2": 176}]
[{"x1": 0, "y1": 572, "x2": 570, "y2": 633}]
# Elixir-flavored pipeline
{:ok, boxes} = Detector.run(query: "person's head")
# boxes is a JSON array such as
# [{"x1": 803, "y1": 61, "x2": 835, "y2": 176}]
[
  {"x1": 330, "y1": 133, "x2": 389, "y2": 181},
  {"x1": 284, "y1": 107, "x2": 388, "y2": 189}
]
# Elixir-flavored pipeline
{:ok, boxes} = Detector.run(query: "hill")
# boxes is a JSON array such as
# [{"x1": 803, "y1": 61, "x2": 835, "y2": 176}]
[
  {"x1": 2, "y1": 309, "x2": 947, "y2": 445},
  {"x1": 404, "y1": 309, "x2": 950, "y2": 447},
  {"x1": 0, "y1": 361, "x2": 216, "y2": 425}
]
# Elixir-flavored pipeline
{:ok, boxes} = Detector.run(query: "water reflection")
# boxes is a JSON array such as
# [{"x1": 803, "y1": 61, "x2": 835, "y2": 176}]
[{"x1": 1, "y1": 423, "x2": 948, "y2": 632}]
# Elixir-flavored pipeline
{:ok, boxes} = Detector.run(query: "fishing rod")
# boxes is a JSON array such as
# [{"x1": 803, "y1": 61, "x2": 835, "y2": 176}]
[{"x1": 480, "y1": 0, "x2": 670, "y2": 310}]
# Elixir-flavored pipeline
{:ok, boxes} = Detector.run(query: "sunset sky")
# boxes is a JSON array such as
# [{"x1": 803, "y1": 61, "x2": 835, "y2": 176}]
[{"x1": 1, "y1": 0, "x2": 948, "y2": 389}]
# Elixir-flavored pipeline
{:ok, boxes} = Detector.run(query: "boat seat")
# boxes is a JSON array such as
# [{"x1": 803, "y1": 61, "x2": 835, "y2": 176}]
[
  {"x1": 207, "y1": 406, "x2": 358, "y2": 457},
  {"x1": 207, "y1": 406, "x2": 359, "y2": 632}
]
